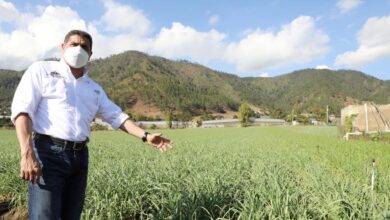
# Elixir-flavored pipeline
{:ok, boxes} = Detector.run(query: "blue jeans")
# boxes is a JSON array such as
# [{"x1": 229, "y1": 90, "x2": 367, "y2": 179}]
[{"x1": 28, "y1": 138, "x2": 89, "y2": 220}]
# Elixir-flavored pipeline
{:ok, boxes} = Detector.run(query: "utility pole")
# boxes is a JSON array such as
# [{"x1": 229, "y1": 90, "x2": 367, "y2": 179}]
[
  {"x1": 371, "y1": 159, "x2": 375, "y2": 191},
  {"x1": 365, "y1": 103, "x2": 369, "y2": 134},
  {"x1": 291, "y1": 108, "x2": 294, "y2": 124}
]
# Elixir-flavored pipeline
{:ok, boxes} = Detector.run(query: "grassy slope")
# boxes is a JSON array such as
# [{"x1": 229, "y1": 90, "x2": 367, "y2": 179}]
[{"x1": 1, "y1": 127, "x2": 390, "y2": 219}]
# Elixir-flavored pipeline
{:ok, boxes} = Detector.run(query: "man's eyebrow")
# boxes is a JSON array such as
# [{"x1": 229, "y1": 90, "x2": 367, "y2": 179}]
[
  {"x1": 66, "y1": 39, "x2": 91, "y2": 50},
  {"x1": 68, "y1": 41, "x2": 88, "y2": 46}
]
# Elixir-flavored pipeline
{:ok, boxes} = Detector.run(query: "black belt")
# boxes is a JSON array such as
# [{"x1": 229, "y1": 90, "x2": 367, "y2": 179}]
[{"x1": 34, "y1": 133, "x2": 88, "y2": 151}]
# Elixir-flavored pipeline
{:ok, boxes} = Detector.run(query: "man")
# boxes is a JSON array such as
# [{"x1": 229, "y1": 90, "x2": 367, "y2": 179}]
[{"x1": 11, "y1": 30, "x2": 172, "y2": 220}]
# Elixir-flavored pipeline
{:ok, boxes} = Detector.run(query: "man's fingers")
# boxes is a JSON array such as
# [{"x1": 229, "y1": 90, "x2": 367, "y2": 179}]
[
  {"x1": 34, "y1": 174, "x2": 40, "y2": 184},
  {"x1": 28, "y1": 172, "x2": 34, "y2": 182},
  {"x1": 34, "y1": 169, "x2": 42, "y2": 184},
  {"x1": 24, "y1": 172, "x2": 30, "y2": 182},
  {"x1": 161, "y1": 145, "x2": 167, "y2": 152},
  {"x1": 157, "y1": 142, "x2": 168, "y2": 153},
  {"x1": 149, "y1": 134, "x2": 173, "y2": 152},
  {"x1": 157, "y1": 142, "x2": 164, "y2": 149},
  {"x1": 20, "y1": 168, "x2": 42, "y2": 183},
  {"x1": 162, "y1": 140, "x2": 172, "y2": 149}
]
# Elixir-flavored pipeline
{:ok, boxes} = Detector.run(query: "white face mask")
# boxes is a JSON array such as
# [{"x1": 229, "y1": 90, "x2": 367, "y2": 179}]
[{"x1": 63, "y1": 46, "x2": 89, "y2": 68}]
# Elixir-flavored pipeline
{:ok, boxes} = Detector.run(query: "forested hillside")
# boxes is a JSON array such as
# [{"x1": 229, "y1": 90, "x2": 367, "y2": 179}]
[
  {"x1": 1, "y1": 51, "x2": 389, "y2": 120},
  {"x1": 224, "y1": 69, "x2": 390, "y2": 116},
  {"x1": 0, "y1": 70, "x2": 22, "y2": 115},
  {"x1": 87, "y1": 51, "x2": 240, "y2": 116}
]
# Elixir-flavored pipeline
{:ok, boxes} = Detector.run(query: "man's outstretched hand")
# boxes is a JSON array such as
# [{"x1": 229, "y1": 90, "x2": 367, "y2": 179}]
[
  {"x1": 119, "y1": 120, "x2": 173, "y2": 152},
  {"x1": 147, "y1": 133, "x2": 173, "y2": 152}
]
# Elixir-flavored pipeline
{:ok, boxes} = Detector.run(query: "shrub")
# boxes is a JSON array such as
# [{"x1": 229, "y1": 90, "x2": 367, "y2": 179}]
[
  {"x1": 344, "y1": 114, "x2": 357, "y2": 133},
  {"x1": 239, "y1": 103, "x2": 251, "y2": 127}
]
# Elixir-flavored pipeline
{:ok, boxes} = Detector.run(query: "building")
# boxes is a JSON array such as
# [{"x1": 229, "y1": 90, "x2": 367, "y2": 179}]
[
  {"x1": 341, "y1": 103, "x2": 390, "y2": 133},
  {"x1": 202, "y1": 118, "x2": 285, "y2": 128}
]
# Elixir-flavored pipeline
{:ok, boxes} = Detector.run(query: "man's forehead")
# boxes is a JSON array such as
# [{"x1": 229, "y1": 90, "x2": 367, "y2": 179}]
[{"x1": 67, "y1": 35, "x2": 89, "y2": 44}]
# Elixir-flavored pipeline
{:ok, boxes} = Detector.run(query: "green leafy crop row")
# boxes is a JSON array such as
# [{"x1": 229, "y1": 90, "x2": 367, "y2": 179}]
[{"x1": 1, "y1": 127, "x2": 389, "y2": 219}]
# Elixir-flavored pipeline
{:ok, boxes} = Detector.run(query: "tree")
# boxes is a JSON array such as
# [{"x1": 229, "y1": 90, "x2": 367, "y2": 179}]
[
  {"x1": 239, "y1": 103, "x2": 251, "y2": 127},
  {"x1": 165, "y1": 110, "x2": 173, "y2": 129},
  {"x1": 176, "y1": 111, "x2": 192, "y2": 122},
  {"x1": 270, "y1": 108, "x2": 285, "y2": 119},
  {"x1": 200, "y1": 111, "x2": 214, "y2": 121}
]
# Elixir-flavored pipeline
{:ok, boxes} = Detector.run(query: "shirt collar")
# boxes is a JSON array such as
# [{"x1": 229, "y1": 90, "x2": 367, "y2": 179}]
[{"x1": 59, "y1": 58, "x2": 89, "y2": 81}]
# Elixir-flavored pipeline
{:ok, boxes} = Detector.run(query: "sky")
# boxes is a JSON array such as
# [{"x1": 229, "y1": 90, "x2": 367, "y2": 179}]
[{"x1": 0, "y1": 0, "x2": 390, "y2": 80}]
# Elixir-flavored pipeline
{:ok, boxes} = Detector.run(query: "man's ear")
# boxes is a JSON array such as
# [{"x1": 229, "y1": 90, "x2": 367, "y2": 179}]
[{"x1": 60, "y1": 43, "x2": 65, "y2": 54}]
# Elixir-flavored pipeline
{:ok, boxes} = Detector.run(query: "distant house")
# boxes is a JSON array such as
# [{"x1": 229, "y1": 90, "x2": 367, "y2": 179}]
[
  {"x1": 201, "y1": 118, "x2": 285, "y2": 128},
  {"x1": 201, "y1": 119, "x2": 240, "y2": 128},
  {"x1": 252, "y1": 118, "x2": 286, "y2": 126},
  {"x1": 311, "y1": 119, "x2": 319, "y2": 126},
  {"x1": 91, "y1": 117, "x2": 287, "y2": 129},
  {"x1": 136, "y1": 121, "x2": 189, "y2": 129}
]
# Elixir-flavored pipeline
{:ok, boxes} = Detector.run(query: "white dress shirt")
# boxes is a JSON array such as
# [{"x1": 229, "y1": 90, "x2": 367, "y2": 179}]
[{"x1": 11, "y1": 59, "x2": 129, "y2": 141}]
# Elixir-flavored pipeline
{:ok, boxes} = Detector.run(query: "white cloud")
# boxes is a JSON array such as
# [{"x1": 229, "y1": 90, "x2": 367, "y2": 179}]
[
  {"x1": 91, "y1": 31, "x2": 152, "y2": 58},
  {"x1": 335, "y1": 16, "x2": 390, "y2": 68},
  {"x1": 0, "y1": 0, "x2": 18, "y2": 22},
  {"x1": 0, "y1": 4, "x2": 87, "y2": 70},
  {"x1": 0, "y1": 1, "x2": 330, "y2": 76},
  {"x1": 315, "y1": 65, "x2": 332, "y2": 70},
  {"x1": 99, "y1": 0, "x2": 151, "y2": 36},
  {"x1": 150, "y1": 22, "x2": 226, "y2": 62},
  {"x1": 259, "y1": 72, "x2": 269, "y2": 77},
  {"x1": 209, "y1": 15, "x2": 219, "y2": 26},
  {"x1": 0, "y1": 0, "x2": 154, "y2": 70},
  {"x1": 224, "y1": 16, "x2": 329, "y2": 72},
  {"x1": 28, "y1": 6, "x2": 87, "y2": 47},
  {"x1": 336, "y1": 0, "x2": 363, "y2": 14}
]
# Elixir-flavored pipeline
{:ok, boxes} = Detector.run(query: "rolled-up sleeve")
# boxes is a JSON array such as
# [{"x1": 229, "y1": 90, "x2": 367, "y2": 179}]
[
  {"x1": 97, "y1": 90, "x2": 129, "y2": 129},
  {"x1": 11, "y1": 64, "x2": 42, "y2": 124}
]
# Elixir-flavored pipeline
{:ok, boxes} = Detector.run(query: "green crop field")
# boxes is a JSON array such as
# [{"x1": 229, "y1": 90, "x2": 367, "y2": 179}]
[{"x1": 1, "y1": 126, "x2": 390, "y2": 219}]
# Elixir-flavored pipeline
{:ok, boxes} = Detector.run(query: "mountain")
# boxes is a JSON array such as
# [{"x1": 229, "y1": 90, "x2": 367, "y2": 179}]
[
  {"x1": 228, "y1": 69, "x2": 390, "y2": 114},
  {"x1": 87, "y1": 51, "x2": 241, "y2": 117},
  {"x1": 1, "y1": 51, "x2": 389, "y2": 119}
]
